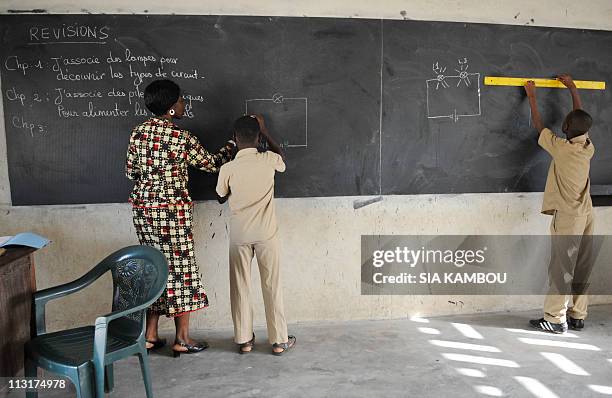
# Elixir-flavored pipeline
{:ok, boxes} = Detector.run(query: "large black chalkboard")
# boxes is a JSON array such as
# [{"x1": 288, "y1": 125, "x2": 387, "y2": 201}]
[
  {"x1": 382, "y1": 20, "x2": 612, "y2": 194},
  {"x1": 1, "y1": 15, "x2": 610, "y2": 205},
  {"x1": 0, "y1": 15, "x2": 381, "y2": 205}
]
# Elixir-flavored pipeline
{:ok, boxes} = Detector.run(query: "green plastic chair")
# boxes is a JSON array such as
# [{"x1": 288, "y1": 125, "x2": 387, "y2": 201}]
[{"x1": 24, "y1": 245, "x2": 169, "y2": 398}]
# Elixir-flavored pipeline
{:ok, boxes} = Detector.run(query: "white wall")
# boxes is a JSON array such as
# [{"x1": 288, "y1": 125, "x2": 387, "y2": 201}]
[
  {"x1": 1, "y1": 1, "x2": 611, "y2": 333},
  {"x1": 2, "y1": 0, "x2": 612, "y2": 30}
]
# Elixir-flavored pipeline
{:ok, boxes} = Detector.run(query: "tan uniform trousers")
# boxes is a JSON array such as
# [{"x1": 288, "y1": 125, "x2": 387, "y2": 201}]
[
  {"x1": 543, "y1": 211, "x2": 595, "y2": 324},
  {"x1": 229, "y1": 234, "x2": 288, "y2": 345}
]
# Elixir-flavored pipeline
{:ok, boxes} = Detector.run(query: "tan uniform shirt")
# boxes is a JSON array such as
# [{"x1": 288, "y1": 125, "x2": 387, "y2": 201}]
[
  {"x1": 538, "y1": 128, "x2": 594, "y2": 216},
  {"x1": 216, "y1": 148, "x2": 286, "y2": 244}
]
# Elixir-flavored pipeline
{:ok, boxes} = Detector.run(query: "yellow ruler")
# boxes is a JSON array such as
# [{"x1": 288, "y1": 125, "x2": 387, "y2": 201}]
[{"x1": 484, "y1": 76, "x2": 605, "y2": 90}]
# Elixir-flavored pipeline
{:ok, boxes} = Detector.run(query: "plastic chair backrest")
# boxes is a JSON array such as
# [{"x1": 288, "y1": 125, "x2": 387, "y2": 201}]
[{"x1": 103, "y1": 246, "x2": 168, "y2": 339}]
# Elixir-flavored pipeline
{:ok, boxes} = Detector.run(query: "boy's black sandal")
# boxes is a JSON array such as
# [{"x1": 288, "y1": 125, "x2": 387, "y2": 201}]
[
  {"x1": 272, "y1": 335, "x2": 296, "y2": 356},
  {"x1": 238, "y1": 334, "x2": 255, "y2": 354}
]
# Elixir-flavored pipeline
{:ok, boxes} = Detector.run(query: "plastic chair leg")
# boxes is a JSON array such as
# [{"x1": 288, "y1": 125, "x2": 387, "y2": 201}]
[
  {"x1": 72, "y1": 366, "x2": 95, "y2": 398},
  {"x1": 138, "y1": 351, "x2": 154, "y2": 398},
  {"x1": 24, "y1": 355, "x2": 38, "y2": 398},
  {"x1": 104, "y1": 364, "x2": 114, "y2": 393},
  {"x1": 76, "y1": 378, "x2": 95, "y2": 398},
  {"x1": 94, "y1": 362, "x2": 106, "y2": 398}
]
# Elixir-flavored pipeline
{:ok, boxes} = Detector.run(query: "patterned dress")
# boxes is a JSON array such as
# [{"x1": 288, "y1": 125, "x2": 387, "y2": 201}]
[{"x1": 126, "y1": 117, "x2": 234, "y2": 317}]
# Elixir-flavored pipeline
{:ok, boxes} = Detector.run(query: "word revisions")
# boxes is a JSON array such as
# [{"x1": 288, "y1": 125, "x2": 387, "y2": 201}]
[{"x1": 29, "y1": 24, "x2": 109, "y2": 43}]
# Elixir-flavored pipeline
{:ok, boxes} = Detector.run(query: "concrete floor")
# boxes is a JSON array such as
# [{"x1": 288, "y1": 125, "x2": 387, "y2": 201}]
[{"x1": 15, "y1": 304, "x2": 612, "y2": 398}]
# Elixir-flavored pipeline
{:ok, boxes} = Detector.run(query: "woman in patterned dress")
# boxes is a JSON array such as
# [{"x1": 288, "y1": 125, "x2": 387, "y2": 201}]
[{"x1": 126, "y1": 79, "x2": 235, "y2": 356}]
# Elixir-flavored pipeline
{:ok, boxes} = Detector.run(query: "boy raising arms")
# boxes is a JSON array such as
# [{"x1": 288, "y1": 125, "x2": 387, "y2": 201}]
[
  {"x1": 525, "y1": 74, "x2": 595, "y2": 333},
  {"x1": 216, "y1": 114, "x2": 296, "y2": 354}
]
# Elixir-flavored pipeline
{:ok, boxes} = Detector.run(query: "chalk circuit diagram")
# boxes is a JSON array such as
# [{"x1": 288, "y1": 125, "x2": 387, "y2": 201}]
[
  {"x1": 245, "y1": 93, "x2": 308, "y2": 148},
  {"x1": 426, "y1": 58, "x2": 481, "y2": 122}
]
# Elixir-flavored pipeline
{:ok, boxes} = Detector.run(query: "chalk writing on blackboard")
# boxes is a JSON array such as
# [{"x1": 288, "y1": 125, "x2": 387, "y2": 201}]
[
  {"x1": 245, "y1": 93, "x2": 308, "y2": 148},
  {"x1": 27, "y1": 23, "x2": 110, "y2": 44},
  {"x1": 426, "y1": 58, "x2": 481, "y2": 122},
  {"x1": 2, "y1": 43, "x2": 208, "y2": 137}
]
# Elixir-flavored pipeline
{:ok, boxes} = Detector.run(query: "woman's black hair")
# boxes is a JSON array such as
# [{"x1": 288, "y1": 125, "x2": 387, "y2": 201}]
[{"x1": 144, "y1": 79, "x2": 181, "y2": 116}]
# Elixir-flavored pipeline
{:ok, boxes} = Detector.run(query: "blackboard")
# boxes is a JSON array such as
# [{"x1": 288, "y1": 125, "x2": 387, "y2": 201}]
[
  {"x1": 0, "y1": 15, "x2": 382, "y2": 205},
  {"x1": 382, "y1": 20, "x2": 612, "y2": 194},
  {"x1": 0, "y1": 15, "x2": 610, "y2": 205}
]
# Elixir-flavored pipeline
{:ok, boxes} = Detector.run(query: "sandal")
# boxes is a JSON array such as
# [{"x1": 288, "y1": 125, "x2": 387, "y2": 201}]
[
  {"x1": 238, "y1": 334, "x2": 255, "y2": 354},
  {"x1": 145, "y1": 338, "x2": 166, "y2": 353},
  {"x1": 172, "y1": 339, "x2": 209, "y2": 358},
  {"x1": 272, "y1": 335, "x2": 296, "y2": 356}
]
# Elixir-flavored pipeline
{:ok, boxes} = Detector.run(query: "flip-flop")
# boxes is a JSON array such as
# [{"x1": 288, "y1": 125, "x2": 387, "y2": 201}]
[{"x1": 272, "y1": 335, "x2": 296, "y2": 356}]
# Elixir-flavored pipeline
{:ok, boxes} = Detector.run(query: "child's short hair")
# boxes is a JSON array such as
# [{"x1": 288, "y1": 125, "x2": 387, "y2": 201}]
[
  {"x1": 234, "y1": 115, "x2": 261, "y2": 142},
  {"x1": 565, "y1": 109, "x2": 592, "y2": 138}
]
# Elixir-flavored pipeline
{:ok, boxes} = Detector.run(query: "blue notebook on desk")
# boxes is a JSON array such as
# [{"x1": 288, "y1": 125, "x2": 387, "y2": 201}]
[{"x1": 0, "y1": 232, "x2": 49, "y2": 249}]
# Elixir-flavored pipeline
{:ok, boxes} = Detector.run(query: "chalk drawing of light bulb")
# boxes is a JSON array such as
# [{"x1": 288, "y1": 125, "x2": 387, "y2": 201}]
[
  {"x1": 432, "y1": 62, "x2": 450, "y2": 89},
  {"x1": 455, "y1": 58, "x2": 472, "y2": 87}
]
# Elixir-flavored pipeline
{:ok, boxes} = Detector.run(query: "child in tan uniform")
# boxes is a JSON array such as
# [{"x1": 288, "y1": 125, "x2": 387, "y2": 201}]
[
  {"x1": 525, "y1": 74, "x2": 595, "y2": 334},
  {"x1": 216, "y1": 114, "x2": 296, "y2": 354}
]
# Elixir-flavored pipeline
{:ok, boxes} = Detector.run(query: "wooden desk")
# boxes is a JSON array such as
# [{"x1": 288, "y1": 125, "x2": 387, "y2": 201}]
[{"x1": 0, "y1": 247, "x2": 37, "y2": 379}]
